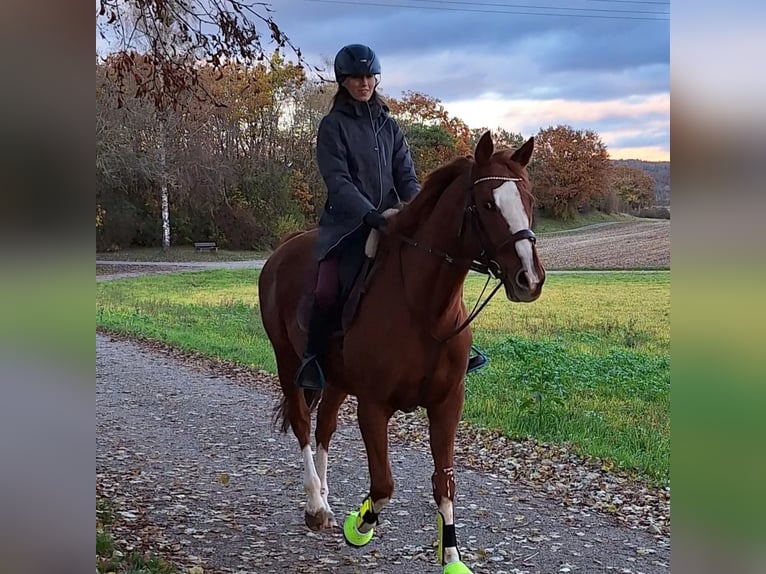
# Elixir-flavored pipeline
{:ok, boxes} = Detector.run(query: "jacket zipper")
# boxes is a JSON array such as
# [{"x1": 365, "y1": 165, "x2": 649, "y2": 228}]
[{"x1": 367, "y1": 101, "x2": 386, "y2": 210}]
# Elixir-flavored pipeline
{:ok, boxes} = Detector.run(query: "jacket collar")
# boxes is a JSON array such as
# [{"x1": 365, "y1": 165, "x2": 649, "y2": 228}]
[{"x1": 336, "y1": 96, "x2": 389, "y2": 119}]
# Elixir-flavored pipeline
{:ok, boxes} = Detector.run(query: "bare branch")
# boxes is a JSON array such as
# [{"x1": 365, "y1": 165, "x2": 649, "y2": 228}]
[{"x1": 96, "y1": 0, "x2": 319, "y2": 111}]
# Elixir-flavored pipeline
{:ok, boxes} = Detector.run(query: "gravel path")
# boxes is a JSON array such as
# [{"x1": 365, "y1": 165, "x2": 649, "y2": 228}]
[{"x1": 96, "y1": 333, "x2": 669, "y2": 574}]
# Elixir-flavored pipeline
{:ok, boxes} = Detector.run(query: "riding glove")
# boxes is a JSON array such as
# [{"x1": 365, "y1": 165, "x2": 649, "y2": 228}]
[{"x1": 363, "y1": 210, "x2": 387, "y2": 230}]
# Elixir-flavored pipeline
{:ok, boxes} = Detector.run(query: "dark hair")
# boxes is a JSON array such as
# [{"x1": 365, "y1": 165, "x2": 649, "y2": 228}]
[{"x1": 331, "y1": 85, "x2": 385, "y2": 111}]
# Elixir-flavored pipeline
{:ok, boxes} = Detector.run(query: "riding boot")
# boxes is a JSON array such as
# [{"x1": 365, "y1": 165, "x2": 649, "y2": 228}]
[{"x1": 294, "y1": 302, "x2": 334, "y2": 390}]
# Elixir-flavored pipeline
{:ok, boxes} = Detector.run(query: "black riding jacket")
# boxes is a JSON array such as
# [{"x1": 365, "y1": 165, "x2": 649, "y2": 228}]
[{"x1": 315, "y1": 95, "x2": 420, "y2": 260}]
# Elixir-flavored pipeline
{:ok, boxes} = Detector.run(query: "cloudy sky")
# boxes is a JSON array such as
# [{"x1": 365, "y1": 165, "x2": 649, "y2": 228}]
[{"x1": 268, "y1": 0, "x2": 670, "y2": 161}]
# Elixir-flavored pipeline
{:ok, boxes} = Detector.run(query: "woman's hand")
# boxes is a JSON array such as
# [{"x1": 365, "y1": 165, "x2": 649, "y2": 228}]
[{"x1": 363, "y1": 210, "x2": 387, "y2": 230}]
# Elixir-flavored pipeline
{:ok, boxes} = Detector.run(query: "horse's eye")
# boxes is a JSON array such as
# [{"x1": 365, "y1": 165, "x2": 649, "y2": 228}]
[{"x1": 484, "y1": 201, "x2": 495, "y2": 211}]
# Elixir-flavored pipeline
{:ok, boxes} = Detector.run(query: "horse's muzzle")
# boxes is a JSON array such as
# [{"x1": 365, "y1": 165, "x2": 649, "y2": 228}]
[{"x1": 505, "y1": 267, "x2": 544, "y2": 302}]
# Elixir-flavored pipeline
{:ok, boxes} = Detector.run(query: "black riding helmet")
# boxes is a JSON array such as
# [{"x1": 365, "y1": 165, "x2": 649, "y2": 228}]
[{"x1": 334, "y1": 44, "x2": 381, "y2": 83}]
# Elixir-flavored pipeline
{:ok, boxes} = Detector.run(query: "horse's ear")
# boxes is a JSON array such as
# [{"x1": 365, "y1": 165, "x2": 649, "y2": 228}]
[
  {"x1": 474, "y1": 130, "x2": 494, "y2": 165},
  {"x1": 511, "y1": 137, "x2": 534, "y2": 168}
]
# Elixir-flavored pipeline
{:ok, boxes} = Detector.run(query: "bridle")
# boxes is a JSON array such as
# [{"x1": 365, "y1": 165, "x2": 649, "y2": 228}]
[
  {"x1": 463, "y1": 175, "x2": 537, "y2": 279},
  {"x1": 393, "y1": 176, "x2": 536, "y2": 277},
  {"x1": 392, "y1": 172, "x2": 537, "y2": 342}
]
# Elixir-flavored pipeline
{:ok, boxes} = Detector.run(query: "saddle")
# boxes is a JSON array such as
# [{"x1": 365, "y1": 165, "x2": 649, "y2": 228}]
[
  {"x1": 297, "y1": 255, "x2": 380, "y2": 336},
  {"x1": 297, "y1": 209, "x2": 397, "y2": 337}
]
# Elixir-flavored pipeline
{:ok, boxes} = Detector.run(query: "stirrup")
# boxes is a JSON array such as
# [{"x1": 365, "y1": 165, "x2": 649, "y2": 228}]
[
  {"x1": 294, "y1": 355, "x2": 326, "y2": 390},
  {"x1": 466, "y1": 346, "x2": 488, "y2": 374}
]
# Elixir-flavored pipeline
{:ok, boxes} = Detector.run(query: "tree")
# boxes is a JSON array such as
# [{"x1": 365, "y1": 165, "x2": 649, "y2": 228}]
[
  {"x1": 386, "y1": 91, "x2": 471, "y2": 179},
  {"x1": 97, "y1": 56, "x2": 326, "y2": 251},
  {"x1": 97, "y1": 0, "x2": 311, "y2": 250},
  {"x1": 96, "y1": 0, "x2": 311, "y2": 109},
  {"x1": 280, "y1": 81, "x2": 336, "y2": 222},
  {"x1": 469, "y1": 127, "x2": 525, "y2": 152},
  {"x1": 609, "y1": 166, "x2": 655, "y2": 210},
  {"x1": 530, "y1": 125, "x2": 610, "y2": 220}
]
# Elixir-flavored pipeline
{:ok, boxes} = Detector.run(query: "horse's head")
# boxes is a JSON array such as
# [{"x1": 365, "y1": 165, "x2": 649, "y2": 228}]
[{"x1": 466, "y1": 131, "x2": 545, "y2": 302}]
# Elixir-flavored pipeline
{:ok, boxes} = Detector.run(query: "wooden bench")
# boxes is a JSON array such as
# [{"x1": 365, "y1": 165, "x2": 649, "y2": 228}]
[{"x1": 194, "y1": 241, "x2": 218, "y2": 252}]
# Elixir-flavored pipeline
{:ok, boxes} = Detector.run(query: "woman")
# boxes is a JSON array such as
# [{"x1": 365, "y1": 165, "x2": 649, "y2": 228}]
[{"x1": 295, "y1": 43, "x2": 421, "y2": 390}]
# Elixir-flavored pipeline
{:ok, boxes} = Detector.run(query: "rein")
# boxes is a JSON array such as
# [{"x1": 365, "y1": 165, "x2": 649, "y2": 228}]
[{"x1": 391, "y1": 174, "x2": 533, "y2": 343}]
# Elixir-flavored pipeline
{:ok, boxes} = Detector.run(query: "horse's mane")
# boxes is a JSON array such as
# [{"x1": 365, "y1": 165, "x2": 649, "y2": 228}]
[{"x1": 390, "y1": 155, "x2": 474, "y2": 234}]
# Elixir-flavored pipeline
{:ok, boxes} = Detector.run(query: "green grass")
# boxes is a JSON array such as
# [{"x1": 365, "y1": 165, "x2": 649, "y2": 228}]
[
  {"x1": 97, "y1": 270, "x2": 277, "y2": 372},
  {"x1": 97, "y1": 270, "x2": 669, "y2": 485},
  {"x1": 533, "y1": 211, "x2": 640, "y2": 234},
  {"x1": 96, "y1": 245, "x2": 270, "y2": 262},
  {"x1": 463, "y1": 271, "x2": 669, "y2": 483}
]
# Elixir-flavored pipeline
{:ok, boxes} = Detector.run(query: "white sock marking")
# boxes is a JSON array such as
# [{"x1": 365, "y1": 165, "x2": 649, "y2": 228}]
[
  {"x1": 439, "y1": 496, "x2": 461, "y2": 564},
  {"x1": 301, "y1": 445, "x2": 324, "y2": 516},
  {"x1": 316, "y1": 444, "x2": 330, "y2": 508}
]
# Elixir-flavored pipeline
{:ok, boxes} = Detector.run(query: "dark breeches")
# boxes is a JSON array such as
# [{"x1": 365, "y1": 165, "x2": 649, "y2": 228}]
[
  {"x1": 315, "y1": 228, "x2": 368, "y2": 312},
  {"x1": 314, "y1": 256, "x2": 339, "y2": 311}
]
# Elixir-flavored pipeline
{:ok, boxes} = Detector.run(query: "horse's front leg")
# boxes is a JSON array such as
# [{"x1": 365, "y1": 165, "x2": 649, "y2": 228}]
[
  {"x1": 307, "y1": 384, "x2": 347, "y2": 530},
  {"x1": 343, "y1": 400, "x2": 393, "y2": 547},
  {"x1": 428, "y1": 394, "x2": 473, "y2": 574}
]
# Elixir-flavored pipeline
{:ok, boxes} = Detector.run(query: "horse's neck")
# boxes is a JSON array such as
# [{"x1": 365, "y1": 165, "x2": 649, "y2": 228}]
[{"x1": 398, "y1": 188, "x2": 472, "y2": 326}]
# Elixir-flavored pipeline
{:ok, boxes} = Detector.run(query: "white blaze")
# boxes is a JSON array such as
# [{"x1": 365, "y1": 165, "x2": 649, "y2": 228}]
[{"x1": 493, "y1": 181, "x2": 539, "y2": 287}]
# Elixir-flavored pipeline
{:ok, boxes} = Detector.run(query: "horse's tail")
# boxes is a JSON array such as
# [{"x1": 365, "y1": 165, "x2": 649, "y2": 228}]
[
  {"x1": 271, "y1": 396, "x2": 291, "y2": 434},
  {"x1": 271, "y1": 389, "x2": 322, "y2": 434}
]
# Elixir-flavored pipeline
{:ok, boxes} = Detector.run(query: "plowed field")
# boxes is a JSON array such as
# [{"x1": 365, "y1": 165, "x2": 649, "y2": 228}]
[{"x1": 537, "y1": 220, "x2": 670, "y2": 270}]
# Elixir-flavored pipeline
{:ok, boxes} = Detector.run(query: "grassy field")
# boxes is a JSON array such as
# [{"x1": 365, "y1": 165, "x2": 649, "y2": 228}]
[
  {"x1": 96, "y1": 269, "x2": 669, "y2": 485},
  {"x1": 96, "y1": 245, "x2": 271, "y2": 262}
]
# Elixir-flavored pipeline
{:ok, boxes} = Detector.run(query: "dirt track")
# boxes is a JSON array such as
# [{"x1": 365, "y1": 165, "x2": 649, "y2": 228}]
[{"x1": 535, "y1": 221, "x2": 669, "y2": 270}]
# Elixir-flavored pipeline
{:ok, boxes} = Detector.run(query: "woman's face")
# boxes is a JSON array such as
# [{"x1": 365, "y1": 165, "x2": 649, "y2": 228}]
[{"x1": 342, "y1": 75, "x2": 376, "y2": 102}]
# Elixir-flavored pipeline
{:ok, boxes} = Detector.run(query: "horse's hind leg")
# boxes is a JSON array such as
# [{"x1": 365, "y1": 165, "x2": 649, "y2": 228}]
[
  {"x1": 427, "y1": 397, "x2": 473, "y2": 574},
  {"x1": 273, "y1": 354, "x2": 328, "y2": 531},
  {"x1": 310, "y1": 384, "x2": 347, "y2": 529}
]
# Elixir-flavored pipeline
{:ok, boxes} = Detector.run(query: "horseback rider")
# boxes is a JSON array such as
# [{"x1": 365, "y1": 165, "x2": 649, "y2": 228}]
[{"x1": 294, "y1": 43, "x2": 421, "y2": 391}]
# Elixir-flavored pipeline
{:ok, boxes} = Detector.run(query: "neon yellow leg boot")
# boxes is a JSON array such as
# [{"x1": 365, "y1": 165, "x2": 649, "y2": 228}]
[
  {"x1": 437, "y1": 511, "x2": 473, "y2": 574},
  {"x1": 343, "y1": 497, "x2": 376, "y2": 547},
  {"x1": 443, "y1": 562, "x2": 473, "y2": 574}
]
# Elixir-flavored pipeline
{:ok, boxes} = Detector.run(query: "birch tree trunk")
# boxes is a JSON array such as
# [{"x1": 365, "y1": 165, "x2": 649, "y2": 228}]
[{"x1": 159, "y1": 113, "x2": 171, "y2": 252}]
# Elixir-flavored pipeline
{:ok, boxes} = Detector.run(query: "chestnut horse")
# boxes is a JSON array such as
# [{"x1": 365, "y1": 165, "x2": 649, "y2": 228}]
[{"x1": 258, "y1": 131, "x2": 545, "y2": 573}]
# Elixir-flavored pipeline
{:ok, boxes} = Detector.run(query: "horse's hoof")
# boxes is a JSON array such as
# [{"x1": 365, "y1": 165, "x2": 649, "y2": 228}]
[
  {"x1": 324, "y1": 512, "x2": 338, "y2": 529},
  {"x1": 305, "y1": 508, "x2": 335, "y2": 531},
  {"x1": 342, "y1": 511, "x2": 374, "y2": 547},
  {"x1": 443, "y1": 561, "x2": 473, "y2": 574}
]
